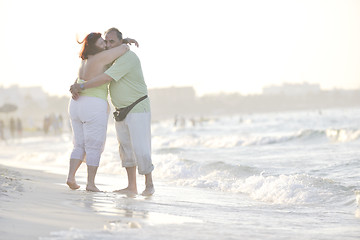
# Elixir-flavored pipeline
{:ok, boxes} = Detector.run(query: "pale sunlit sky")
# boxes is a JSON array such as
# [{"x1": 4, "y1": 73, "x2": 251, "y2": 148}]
[{"x1": 0, "y1": 0, "x2": 359, "y2": 96}]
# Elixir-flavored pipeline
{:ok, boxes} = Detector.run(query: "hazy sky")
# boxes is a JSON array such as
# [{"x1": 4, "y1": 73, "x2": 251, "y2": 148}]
[{"x1": 0, "y1": 0, "x2": 359, "y2": 96}]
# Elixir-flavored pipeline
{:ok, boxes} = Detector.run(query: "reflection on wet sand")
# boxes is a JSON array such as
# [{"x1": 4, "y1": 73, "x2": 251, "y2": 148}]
[{"x1": 69, "y1": 190, "x2": 201, "y2": 231}]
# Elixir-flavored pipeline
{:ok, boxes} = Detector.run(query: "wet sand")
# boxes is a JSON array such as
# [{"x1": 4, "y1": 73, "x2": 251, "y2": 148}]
[{"x1": 0, "y1": 165, "x2": 135, "y2": 240}]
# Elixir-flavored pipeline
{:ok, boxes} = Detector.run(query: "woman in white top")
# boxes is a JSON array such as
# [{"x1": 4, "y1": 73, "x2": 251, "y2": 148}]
[{"x1": 67, "y1": 32, "x2": 134, "y2": 192}]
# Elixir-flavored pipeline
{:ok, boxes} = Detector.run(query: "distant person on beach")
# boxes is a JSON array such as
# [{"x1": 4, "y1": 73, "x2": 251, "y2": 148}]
[
  {"x1": 58, "y1": 114, "x2": 63, "y2": 133},
  {"x1": 10, "y1": 118, "x2": 15, "y2": 138},
  {"x1": 0, "y1": 119, "x2": 5, "y2": 141},
  {"x1": 70, "y1": 27, "x2": 155, "y2": 196},
  {"x1": 16, "y1": 118, "x2": 22, "y2": 138},
  {"x1": 67, "y1": 32, "x2": 136, "y2": 192},
  {"x1": 43, "y1": 116, "x2": 50, "y2": 134}
]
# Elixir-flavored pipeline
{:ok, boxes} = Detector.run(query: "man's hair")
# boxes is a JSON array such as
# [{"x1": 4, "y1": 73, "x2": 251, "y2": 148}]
[{"x1": 105, "y1": 27, "x2": 123, "y2": 40}]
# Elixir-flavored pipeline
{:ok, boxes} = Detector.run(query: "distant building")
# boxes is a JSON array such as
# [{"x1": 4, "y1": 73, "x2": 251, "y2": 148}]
[
  {"x1": 149, "y1": 86, "x2": 196, "y2": 101},
  {"x1": 262, "y1": 82, "x2": 321, "y2": 96},
  {"x1": 20, "y1": 87, "x2": 48, "y2": 107},
  {"x1": 0, "y1": 85, "x2": 47, "y2": 110},
  {"x1": 148, "y1": 86, "x2": 197, "y2": 120},
  {"x1": 0, "y1": 85, "x2": 53, "y2": 130}
]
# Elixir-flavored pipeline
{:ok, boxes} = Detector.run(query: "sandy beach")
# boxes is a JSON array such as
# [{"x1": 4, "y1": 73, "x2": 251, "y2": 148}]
[
  {"x1": 0, "y1": 165, "x2": 120, "y2": 240},
  {"x1": 0, "y1": 162, "x2": 205, "y2": 240},
  {"x1": 0, "y1": 133, "x2": 204, "y2": 240},
  {"x1": 0, "y1": 133, "x2": 206, "y2": 240}
]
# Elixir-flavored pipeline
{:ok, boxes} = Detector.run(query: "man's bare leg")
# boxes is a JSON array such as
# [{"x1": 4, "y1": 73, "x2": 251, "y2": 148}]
[
  {"x1": 86, "y1": 165, "x2": 101, "y2": 192},
  {"x1": 142, "y1": 172, "x2": 155, "y2": 196},
  {"x1": 114, "y1": 166, "x2": 138, "y2": 195},
  {"x1": 66, "y1": 159, "x2": 82, "y2": 190}
]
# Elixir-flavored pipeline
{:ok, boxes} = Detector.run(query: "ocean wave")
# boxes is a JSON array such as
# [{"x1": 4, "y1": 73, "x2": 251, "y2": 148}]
[
  {"x1": 233, "y1": 173, "x2": 345, "y2": 204},
  {"x1": 240, "y1": 129, "x2": 326, "y2": 146},
  {"x1": 152, "y1": 135, "x2": 243, "y2": 149},
  {"x1": 325, "y1": 128, "x2": 360, "y2": 142},
  {"x1": 243, "y1": 128, "x2": 360, "y2": 146},
  {"x1": 297, "y1": 128, "x2": 360, "y2": 143},
  {"x1": 152, "y1": 128, "x2": 360, "y2": 150},
  {"x1": 153, "y1": 153, "x2": 259, "y2": 183},
  {"x1": 152, "y1": 155, "x2": 350, "y2": 205},
  {"x1": 356, "y1": 190, "x2": 360, "y2": 207}
]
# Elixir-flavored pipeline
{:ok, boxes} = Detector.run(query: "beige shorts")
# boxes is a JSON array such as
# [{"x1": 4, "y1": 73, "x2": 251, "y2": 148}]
[
  {"x1": 69, "y1": 96, "x2": 109, "y2": 166},
  {"x1": 115, "y1": 112, "x2": 154, "y2": 175}
]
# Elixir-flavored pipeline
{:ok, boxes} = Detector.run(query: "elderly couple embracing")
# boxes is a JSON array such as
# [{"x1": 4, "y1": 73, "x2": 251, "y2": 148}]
[{"x1": 67, "y1": 27, "x2": 154, "y2": 196}]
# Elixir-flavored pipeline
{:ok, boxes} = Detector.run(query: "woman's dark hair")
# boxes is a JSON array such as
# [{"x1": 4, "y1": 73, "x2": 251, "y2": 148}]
[{"x1": 77, "y1": 32, "x2": 103, "y2": 60}]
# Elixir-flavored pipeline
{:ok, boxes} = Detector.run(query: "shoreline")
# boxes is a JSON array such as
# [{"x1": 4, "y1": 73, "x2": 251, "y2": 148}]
[
  {"x1": 0, "y1": 163, "x2": 203, "y2": 240},
  {"x1": 0, "y1": 164, "x2": 125, "y2": 240}
]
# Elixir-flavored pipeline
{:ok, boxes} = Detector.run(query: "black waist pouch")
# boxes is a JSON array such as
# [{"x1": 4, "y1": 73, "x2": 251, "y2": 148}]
[{"x1": 113, "y1": 95, "x2": 148, "y2": 121}]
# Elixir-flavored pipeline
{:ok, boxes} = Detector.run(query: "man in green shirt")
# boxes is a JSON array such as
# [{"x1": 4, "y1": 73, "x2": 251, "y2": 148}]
[{"x1": 71, "y1": 28, "x2": 154, "y2": 196}]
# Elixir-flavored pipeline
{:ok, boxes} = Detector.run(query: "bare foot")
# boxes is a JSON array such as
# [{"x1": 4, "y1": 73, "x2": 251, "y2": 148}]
[
  {"x1": 114, "y1": 187, "x2": 138, "y2": 196},
  {"x1": 86, "y1": 184, "x2": 101, "y2": 192},
  {"x1": 66, "y1": 180, "x2": 80, "y2": 190},
  {"x1": 141, "y1": 185, "x2": 155, "y2": 196}
]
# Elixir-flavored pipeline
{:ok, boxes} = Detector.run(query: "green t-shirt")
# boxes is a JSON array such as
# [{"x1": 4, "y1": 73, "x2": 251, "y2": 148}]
[
  {"x1": 77, "y1": 79, "x2": 108, "y2": 101},
  {"x1": 105, "y1": 51, "x2": 150, "y2": 113}
]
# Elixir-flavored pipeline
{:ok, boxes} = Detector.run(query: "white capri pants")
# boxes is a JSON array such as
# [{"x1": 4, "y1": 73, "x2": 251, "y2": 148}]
[
  {"x1": 115, "y1": 112, "x2": 154, "y2": 175},
  {"x1": 68, "y1": 96, "x2": 109, "y2": 166}
]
